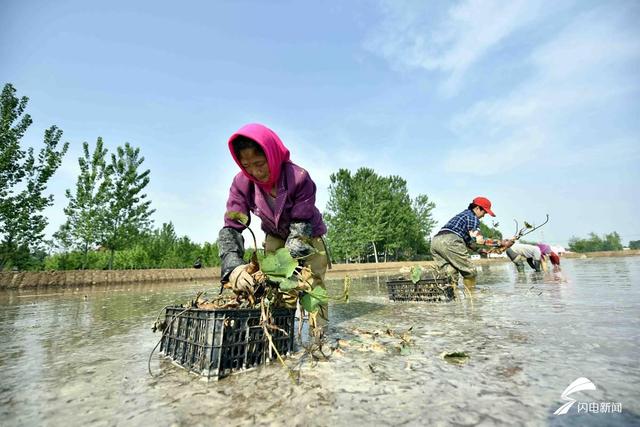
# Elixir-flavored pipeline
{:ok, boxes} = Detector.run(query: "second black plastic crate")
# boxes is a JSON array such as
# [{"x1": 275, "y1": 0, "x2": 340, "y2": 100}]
[
  {"x1": 386, "y1": 276, "x2": 455, "y2": 302},
  {"x1": 159, "y1": 306, "x2": 295, "y2": 380}
]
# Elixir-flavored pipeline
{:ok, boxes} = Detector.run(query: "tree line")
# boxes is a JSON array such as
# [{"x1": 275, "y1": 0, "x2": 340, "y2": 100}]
[{"x1": 568, "y1": 232, "x2": 624, "y2": 253}]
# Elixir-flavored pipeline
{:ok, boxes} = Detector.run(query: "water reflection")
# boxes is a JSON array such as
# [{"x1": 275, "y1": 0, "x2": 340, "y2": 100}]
[{"x1": 1, "y1": 259, "x2": 639, "y2": 426}]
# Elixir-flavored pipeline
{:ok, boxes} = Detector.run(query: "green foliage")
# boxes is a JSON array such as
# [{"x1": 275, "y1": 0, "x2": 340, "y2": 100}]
[
  {"x1": 324, "y1": 167, "x2": 436, "y2": 263},
  {"x1": 410, "y1": 265, "x2": 422, "y2": 284},
  {"x1": 53, "y1": 139, "x2": 155, "y2": 269},
  {"x1": 258, "y1": 248, "x2": 298, "y2": 280},
  {"x1": 101, "y1": 143, "x2": 155, "y2": 268},
  {"x1": 300, "y1": 286, "x2": 328, "y2": 313},
  {"x1": 479, "y1": 222, "x2": 503, "y2": 240},
  {"x1": 226, "y1": 211, "x2": 249, "y2": 226},
  {"x1": 629, "y1": 240, "x2": 640, "y2": 250},
  {"x1": 54, "y1": 138, "x2": 110, "y2": 269},
  {"x1": 0, "y1": 83, "x2": 69, "y2": 270},
  {"x1": 568, "y1": 232, "x2": 623, "y2": 253},
  {"x1": 44, "y1": 222, "x2": 221, "y2": 270}
]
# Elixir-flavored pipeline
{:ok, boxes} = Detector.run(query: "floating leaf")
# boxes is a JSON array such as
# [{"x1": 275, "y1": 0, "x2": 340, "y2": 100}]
[
  {"x1": 226, "y1": 211, "x2": 249, "y2": 226},
  {"x1": 300, "y1": 286, "x2": 328, "y2": 313},
  {"x1": 399, "y1": 344, "x2": 411, "y2": 356},
  {"x1": 441, "y1": 351, "x2": 470, "y2": 365},
  {"x1": 410, "y1": 265, "x2": 422, "y2": 284}
]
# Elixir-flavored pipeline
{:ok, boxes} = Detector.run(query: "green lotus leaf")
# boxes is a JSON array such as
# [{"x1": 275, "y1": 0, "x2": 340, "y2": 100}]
[
  {"x1": 410, "y1": 265, "x2": 422, "y2": 284},
  {"x1": 278, "y1": 278, "x2": 299, "y2": 291},
  {"x1": 300, "y1": 286, "x2": 328, "y2": 313},
  {"x1": 260, "y1": 248, "x2": 298, "y2": 279}
]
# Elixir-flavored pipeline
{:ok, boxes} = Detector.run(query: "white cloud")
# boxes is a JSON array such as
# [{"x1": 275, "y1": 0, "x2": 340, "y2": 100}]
[
  {"x1": 366, "y1": 0, "x2": 542, "y2": 95},
  {"x1": 446, "y1": 4, "x2": 640, "y2": 174}
]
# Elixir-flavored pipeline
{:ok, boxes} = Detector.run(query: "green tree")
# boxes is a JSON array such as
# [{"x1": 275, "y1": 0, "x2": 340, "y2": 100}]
[
  {"x1": 101, "y1": 143, "x2": 155, "y2": 269},
  {"x1": 324, "y1": 167, "x2": 435, "y2": 263},
  {"x1": 55, "y1": 138, "x2": 110, "y2": 268},
  {"x1": 324, "y1": 169, "x2": 360, "y2": 262},
  {"x1": 568, "y1": 231, "x2": 622, "y2": 252},
  {"x1": 479, "y1": 222, "x2": 503, "y2": 240},
  {"x1": 629, "y1": 240, "x2": 640, "y2": 250},
  {"x1": 0, "y1": 83, "x2": 69, "y2": 270}
]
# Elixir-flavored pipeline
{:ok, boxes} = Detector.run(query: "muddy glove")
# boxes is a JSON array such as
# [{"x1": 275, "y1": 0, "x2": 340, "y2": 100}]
[
  {"x1": 228, "y1": 264, "x2": 255, "y2": 294},
  {"x1": 285, "y1": 221, "x2": 316, "y2": 259},
  {"x1": 218, "y1": 227, "x2": 246, "y2": 282}
]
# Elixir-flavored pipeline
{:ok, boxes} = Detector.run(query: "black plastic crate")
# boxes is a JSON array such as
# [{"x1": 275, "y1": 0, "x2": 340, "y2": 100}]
[
  {"x1": 386, "y1": 276, "x2": 455, "y2": 302},
  {"x1": 159, "y1": 306, "x2": 295, "y2": 380}
]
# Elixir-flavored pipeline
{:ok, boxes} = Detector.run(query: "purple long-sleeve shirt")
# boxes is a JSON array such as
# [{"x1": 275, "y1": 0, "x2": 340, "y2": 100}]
[{"x1": 224, "y1": 161, "x2": 327, "y2": 239}]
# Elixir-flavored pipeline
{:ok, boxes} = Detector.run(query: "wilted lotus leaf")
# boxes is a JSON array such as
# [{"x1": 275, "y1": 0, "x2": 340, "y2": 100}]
[
  {"x1": 298, "y1": 266, "x2": 313, "y2": 282},
  {"x1": 300, "y1": 286, "x2": 328, "y2": 313},
  {"x1": 259, "y1": 248, "x2": 298, "y2": 279},
  {"x1": 281, "y1": 290, "x2": 298, "y2": 307},
  {"x1": 252, "y1": 270, "x2": 267, "y2": 284},
  {"x1": 225, "y1": 211, "x2": 249, "y2": 226}
]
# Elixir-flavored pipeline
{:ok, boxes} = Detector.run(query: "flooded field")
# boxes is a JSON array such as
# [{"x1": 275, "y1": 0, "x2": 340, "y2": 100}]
[{"x1": 1, "y1": 257, "x2": 639, "y2": 426}]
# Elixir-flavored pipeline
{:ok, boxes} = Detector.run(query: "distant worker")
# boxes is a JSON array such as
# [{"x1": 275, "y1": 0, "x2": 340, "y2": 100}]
[
  {"x1": 431, "y1": 196, "x2": 513, "y2": 287},
  {"x1": 536, "y1": 243, "x2": 552, "y2": 271},
  {"x1": 193, "y1": 257, "x2": 203, "y2": 269},
  {"x1": 506, "y1": 243, "x2": 543, "y2": 272}
]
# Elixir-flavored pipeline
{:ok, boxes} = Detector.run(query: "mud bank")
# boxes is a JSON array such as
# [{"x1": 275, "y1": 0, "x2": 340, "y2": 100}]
[
  {"x1": 0, "y1": 267, "x2": 218, "y2": 289},
  {"x1": 0, "y1": 258, "x2": 514, "y2": 289},
  {"x1": 4, "y1": 252, "x2": 637, "y2": 289},
  {"x1": 563, "y1": 249, "x2": 640, "y2": 258}
]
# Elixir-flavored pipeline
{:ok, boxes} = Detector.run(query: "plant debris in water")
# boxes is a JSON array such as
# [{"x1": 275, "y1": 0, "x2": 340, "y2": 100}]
[
  {"x1": 441, "y1": 351, "x2": 470, "y2": 365},
  {"x1": 330, "y1": 326, "x2": 415, "y2": 356}
]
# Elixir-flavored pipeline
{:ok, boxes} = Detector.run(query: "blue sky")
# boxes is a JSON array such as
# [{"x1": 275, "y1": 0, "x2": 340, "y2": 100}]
[{"x1": 2, "y1": 0, "x2": 639, "y2": 248}]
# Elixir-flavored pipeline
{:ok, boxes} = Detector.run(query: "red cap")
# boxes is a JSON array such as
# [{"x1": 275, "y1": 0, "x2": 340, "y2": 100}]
[
  {"x1": 473, "y1": 196, "x2": 495, "y2": 217},
  {"x1": 549, "y1": 252, "x2": 560, "y2": 266}
]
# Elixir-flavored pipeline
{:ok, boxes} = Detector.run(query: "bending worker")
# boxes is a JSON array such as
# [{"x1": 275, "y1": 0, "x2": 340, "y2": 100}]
[
  {"x1": 431, "y1": 196, "x2": 512, "y2": 287},
  {"x1": 217, "y1": 123, "x2": 329, "y2": 331},
  {"x1": 506, "y1": 243, "x2": 543, "y2": 272}
]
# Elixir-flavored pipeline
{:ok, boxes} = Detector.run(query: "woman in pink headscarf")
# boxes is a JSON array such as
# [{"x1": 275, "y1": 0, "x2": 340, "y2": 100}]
[
  {"x1": 218, "y1": 123, "x2": 328, "y2": 327},
  {"x1": 536, "y1": 243, "x2": 552, "y2": 272}
]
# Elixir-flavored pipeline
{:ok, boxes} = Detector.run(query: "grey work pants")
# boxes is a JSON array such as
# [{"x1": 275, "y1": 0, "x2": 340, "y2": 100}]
[{"x1": 431, "y1": 232, "x2": 477, "y2": 283}]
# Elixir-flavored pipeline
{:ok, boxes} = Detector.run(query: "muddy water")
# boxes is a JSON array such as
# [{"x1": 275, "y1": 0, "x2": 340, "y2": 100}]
[{"x1": 1, "y1": 258, "x2": 639, "y2": 426}]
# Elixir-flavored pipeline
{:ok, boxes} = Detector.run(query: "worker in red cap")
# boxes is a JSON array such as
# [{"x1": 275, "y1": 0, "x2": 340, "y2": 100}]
[{"x1": 431, "y1": 197, "x2": 512, "y2": 287}]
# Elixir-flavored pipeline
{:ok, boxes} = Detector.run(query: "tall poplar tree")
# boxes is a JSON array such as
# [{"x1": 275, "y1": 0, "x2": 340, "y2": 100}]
[
  {"x1": 55, "y1": 138, "x2": 110, "y2": 268},
  {"x1": 0, "y1": 83, "x2": 69, "y2": 270},
  {"x1": 101, "y1": 143, "x2": 155, "y2": 269}
]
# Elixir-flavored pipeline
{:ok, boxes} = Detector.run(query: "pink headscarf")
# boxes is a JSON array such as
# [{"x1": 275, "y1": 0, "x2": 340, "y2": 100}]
[
  {"x1": 537, "y1": 243, "x2": 552, "y2": 256},
  {"x1": 228, "y1": 123, "x2": 291, "y2": 193}
]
